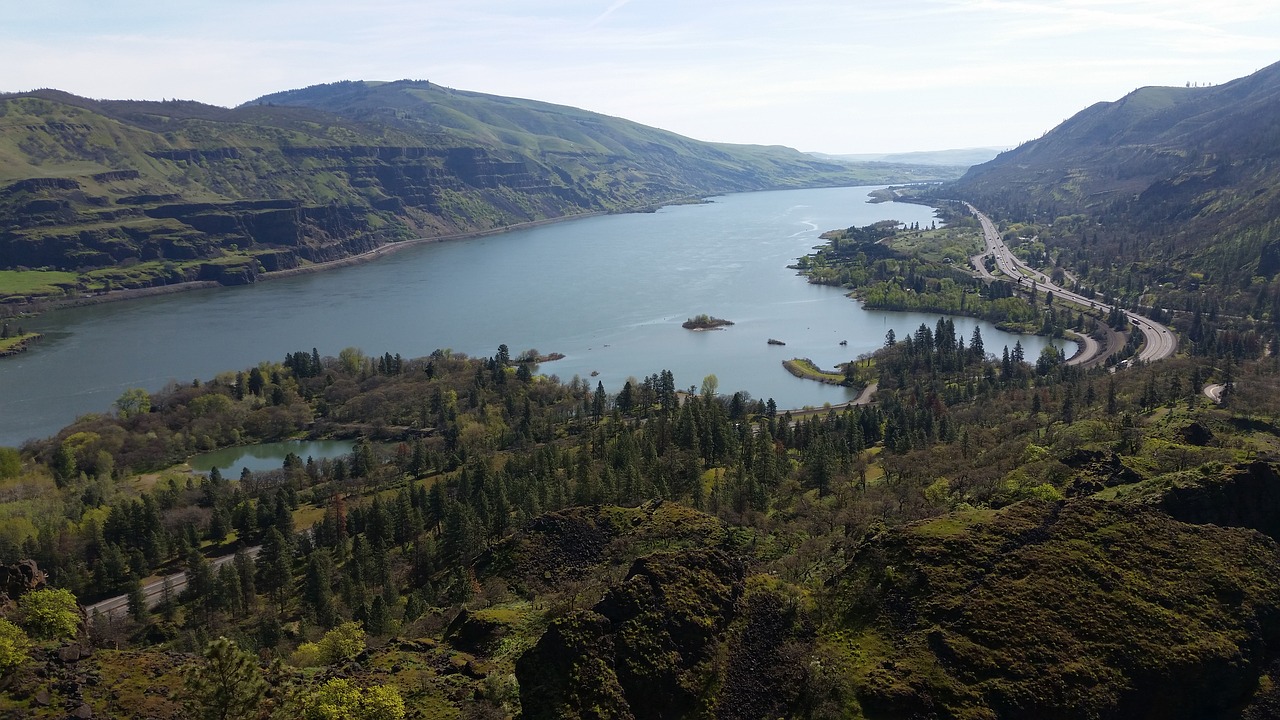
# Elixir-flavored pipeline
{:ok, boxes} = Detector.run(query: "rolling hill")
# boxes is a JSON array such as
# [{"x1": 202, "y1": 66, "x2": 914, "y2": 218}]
[{"x1": 0, "y1": 81, "x2": 958, "y2": 303}]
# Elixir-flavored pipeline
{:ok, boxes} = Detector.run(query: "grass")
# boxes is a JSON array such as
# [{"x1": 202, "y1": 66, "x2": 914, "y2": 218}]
[
  {"x1": 0, "y1": 269, "x2": 79, "y2": 296},
  {"x1": 782, "y1": 358, "x2": 847, "y2": 386},
  {"x1": 909, "y1": 507, "x2": 999, "y2": 537},
  {"x1": 0, "y1": 332, "x2": 40, "y2": 354},
  {"x1": 887, "y1": 225, "x2": 983, "y2": 265}
]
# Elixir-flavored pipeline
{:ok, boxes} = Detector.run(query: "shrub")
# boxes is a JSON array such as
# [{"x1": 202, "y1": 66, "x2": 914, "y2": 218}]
[
  {"x1": 0, "y1": 618, "x2": 31, "y2": 673},
  {"x1": 300, "y1": 678, "x2": 405, "y2": 720},
  {"x1": 316, "y1": 621, "x2": 365, "y2": 664},
  {"x1": 289, "y1": 622, "x2": 366, "y2": 668},
  {"x1": 289, "y1": 641, "x2": 323, "y2": 668},
  {"x1": 18, "y1": 587, "x2": 80, "y2": 640}
]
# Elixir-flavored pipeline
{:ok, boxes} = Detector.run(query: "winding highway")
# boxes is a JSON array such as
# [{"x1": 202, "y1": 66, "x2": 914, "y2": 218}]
[{"x1": 966, "y1": 204, "x2": 1177, "y2": 364}]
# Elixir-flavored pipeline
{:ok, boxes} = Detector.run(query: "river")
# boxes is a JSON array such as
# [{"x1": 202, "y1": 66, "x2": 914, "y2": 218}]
[{"x1": 0, "y1": 186, "x2": 1052, "y2": 447}]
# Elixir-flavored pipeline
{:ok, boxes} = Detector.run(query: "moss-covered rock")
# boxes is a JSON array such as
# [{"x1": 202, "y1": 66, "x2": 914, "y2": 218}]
[
  {"x1": 517, "y1": 548, "x2": 746, "y2": 720},
  {"x1": 829, "y1": 497, "x2": 1280, "y2": 719},
  {"x1": 1153, "y1": 461, "x2": 1280, "y2": 540},
  {"x1": 477, "y1": 501, "x2": 731, "y2": 594}
]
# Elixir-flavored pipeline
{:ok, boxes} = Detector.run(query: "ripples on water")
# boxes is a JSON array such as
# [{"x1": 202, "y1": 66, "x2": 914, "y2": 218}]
[{"x1": 0, "y1": 186, "x2": 1052, "y2": 446}]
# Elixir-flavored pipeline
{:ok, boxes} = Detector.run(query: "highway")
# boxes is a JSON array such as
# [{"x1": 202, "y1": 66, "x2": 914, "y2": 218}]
[
  {"x1": 85, "y1": 545, "x2": 260, "y2": 619},
  {"x1": 966, "y1": 203, "x2": 1177, "y2": 364}
]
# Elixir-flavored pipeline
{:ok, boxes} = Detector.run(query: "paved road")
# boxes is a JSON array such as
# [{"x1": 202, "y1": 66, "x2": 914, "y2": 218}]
[
  {"x1": 970, "y1": 252, "x2": 997, "y2": 281},
  {"x1": 966, "y1": 203, "x2": 1177, "y2": 364},
  {"x1": 784, "y1": 382, "x2": 879, "y2": 420},
  {"x1": 1063, "y1": 330, "x2": 1100, "y2": 367},
  {"x1": 1203, "y1": 383, "x2": 1225, "y2": 404},
  {"x1": 86, "y1": 545, "x2": 261, "y2": 619}
]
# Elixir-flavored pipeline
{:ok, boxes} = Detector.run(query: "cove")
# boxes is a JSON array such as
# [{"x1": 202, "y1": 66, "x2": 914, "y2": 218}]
[
  {"x1": 0, "y1": 186, "x2": 1053, "y2": 447},
  {"x1": 189, "y1": 439, "x2": 357, "y2": 475}
]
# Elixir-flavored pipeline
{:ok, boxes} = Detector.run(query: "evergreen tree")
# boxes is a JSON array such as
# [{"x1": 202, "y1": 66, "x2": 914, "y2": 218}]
[
  {"x1": 303, "y1": 550, "x2": 338, "y2": 627},
  {"x1": 126, "y1": 576, "x2": 148, "y2": 622},
  {"x1": 182, "y1": 636, "x2": 267, "y2": 720},
  {"x1": 256, "y1": 528, "x2": 293, "y2": 609}
]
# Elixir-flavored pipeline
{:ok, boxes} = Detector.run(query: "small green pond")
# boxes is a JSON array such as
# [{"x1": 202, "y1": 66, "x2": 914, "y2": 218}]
[{"x1": 189, "y1": 439, "x2": 355, "y2": 474}]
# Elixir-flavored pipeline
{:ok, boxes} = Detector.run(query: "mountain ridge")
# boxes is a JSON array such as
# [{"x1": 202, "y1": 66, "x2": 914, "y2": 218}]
[
  {"x1": 0, "y1": 81, "x2": 961, "y2": 305},
  {"x1": 939, "y1": 58, "x2": 1280, "y2": 318}
]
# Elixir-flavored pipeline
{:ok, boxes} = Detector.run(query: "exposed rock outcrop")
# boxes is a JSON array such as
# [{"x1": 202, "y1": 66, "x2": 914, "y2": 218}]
[
  {"x1": 0, "y1": 558, "x2": 47, "y2": 606},
  {"x1": 828, "y1": 498, "x2": 1280, "y2": 719},
  {"x1": 517, "y1": 549, "x2": 746, "y2": 720},
  {"x1": 1155, "y1": 460, "x2": 1280, "y2": 540}
]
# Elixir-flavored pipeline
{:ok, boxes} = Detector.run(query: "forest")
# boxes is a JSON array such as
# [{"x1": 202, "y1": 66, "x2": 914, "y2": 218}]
[{"x1": 1, "y1": 259, "x2": 1279, "y2": 718}]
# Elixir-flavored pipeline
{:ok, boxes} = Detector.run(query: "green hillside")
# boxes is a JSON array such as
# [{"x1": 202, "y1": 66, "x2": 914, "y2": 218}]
[
  {"x1": 0, "y1": 82, "x2": 957, "y2": 305},
  {"x1": 4, "y1": 331, "x2": 1280, "y2": 718},
  {"x1": 938, "y1": 60, "x2": 1280, "y2": 320}
]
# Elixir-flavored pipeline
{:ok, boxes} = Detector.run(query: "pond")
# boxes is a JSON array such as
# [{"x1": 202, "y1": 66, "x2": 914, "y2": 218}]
[{"x1": 188, "y1": 439, "x2": 356, "y2": 475}]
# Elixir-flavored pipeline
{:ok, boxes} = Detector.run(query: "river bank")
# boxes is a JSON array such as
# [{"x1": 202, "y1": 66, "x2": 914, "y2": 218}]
[
  {"x1": 0, "y1": 186, "x2": 1036, "y2": 448},
  {"x1": 5, "y1": 209, "x2": 615, "y2": 319},
  {"x1": 0, "y1": 332, "x2": 41, "y2": 358},
  {"x1": 2, "y1": 191, "x2": 730, "y2": 319}
]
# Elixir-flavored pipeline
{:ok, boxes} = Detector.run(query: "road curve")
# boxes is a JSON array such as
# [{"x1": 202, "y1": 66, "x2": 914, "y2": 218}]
[
  {"x1": 1203, "y1": 383, "x2": 1225, "y2": 404},
  {"x1": 966, "y1": 203, "x2": 1176, "y2": 364}
]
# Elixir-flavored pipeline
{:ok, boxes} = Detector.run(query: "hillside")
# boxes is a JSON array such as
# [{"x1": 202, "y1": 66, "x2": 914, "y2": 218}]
[
  {"x1": 940, "y1": 60, "x2": 1280, "y2": 317},
  {"x1": 3, "y1": 336, "x2": 1280, "y2": 717},
  {"x1": 0, "y1": 81, "x2": 955, "y2": 305}
]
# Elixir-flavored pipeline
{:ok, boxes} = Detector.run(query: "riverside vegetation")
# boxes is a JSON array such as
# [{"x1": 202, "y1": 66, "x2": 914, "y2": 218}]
[
  {"x1": 6, "y1": 60, "x2": 1280, "y2": 720},
  {"x1": 0, "y1": 312, "x2": 1278, "y2": 718}
]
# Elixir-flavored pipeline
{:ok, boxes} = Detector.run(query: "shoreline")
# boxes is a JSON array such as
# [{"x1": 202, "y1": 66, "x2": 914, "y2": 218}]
[
  {"x1": 13, "y1": 210, "x2": 614, "y2": 317},
  {"x1": 0, "y1": 332, "x2": 41, "y2": 358},
  {"x1": 2, "y1": 184, "x2": 867, "y2": 319}
]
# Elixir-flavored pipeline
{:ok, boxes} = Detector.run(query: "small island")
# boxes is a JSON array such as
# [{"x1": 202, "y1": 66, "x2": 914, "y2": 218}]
[
  {"x1": 682, "y1": 313, "x2": 734, "y2": 331},
  {"x1": 514, "y1": 348, "x2": 565, "y2": 364},
  {"x1": 767, "y1": 338, "x2": 786, "y2": 346}
]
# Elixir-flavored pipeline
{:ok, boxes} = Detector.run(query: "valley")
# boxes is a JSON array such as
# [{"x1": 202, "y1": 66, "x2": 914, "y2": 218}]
[{"x1": 4, "y1": 56, "x2": 1280, "y2": 720}]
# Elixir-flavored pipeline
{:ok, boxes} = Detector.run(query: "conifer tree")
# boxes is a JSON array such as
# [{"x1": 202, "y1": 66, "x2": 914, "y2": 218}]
[{"x1": 183, "y1": 636, "x2": 267, "y2": 720}]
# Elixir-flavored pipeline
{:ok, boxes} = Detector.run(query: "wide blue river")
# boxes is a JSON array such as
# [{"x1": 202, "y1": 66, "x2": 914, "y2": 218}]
[{"x1": 0, "y1": 186, "x2": 1051, "y2": 447}]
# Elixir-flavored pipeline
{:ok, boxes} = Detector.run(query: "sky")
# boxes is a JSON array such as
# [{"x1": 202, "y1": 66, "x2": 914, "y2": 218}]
[{"x1": 3, "y1": 0, "x2": 1280, "y2": 154}]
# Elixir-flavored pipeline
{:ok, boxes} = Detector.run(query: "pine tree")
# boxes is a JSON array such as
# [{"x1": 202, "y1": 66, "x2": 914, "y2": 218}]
[
  {"x1": 256, "y1": 528, "x2": 293, "y2": 609},
  {"x1": 183, "y1": 636, "x2": 267, "y2": 720},
  {"x1": 126, "y1": 576, "x2": 149, "y2": 622},
  {"x1": 303, "y1": 550, "x2": 338, "y2": 627}
]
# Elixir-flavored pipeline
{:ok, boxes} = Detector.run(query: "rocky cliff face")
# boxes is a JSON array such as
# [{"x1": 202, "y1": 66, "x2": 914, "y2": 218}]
[
  {"x1": 1154, "y1": 460, "x2": 1280, "y2": 540},
  {"x1": 509, "y1": 476, "x2": 1280, "y2": 720},
  {"x1": 0, "y1": 84, "x2": 892, "y2": 297},
  {"x1": 516, "y1": 549, "x2": 747, "y2": 720},
  {"x1": 0, "y1": 140, "x2": 580, "y2": 283}
]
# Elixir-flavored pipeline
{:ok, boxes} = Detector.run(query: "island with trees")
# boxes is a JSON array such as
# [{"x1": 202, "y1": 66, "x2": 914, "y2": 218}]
[{"x1": 682, "y1": 314, "x2": 734, "y2": 330}]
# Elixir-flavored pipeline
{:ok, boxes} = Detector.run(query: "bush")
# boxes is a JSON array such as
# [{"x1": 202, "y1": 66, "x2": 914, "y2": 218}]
[
  {"x1": 0, "y1": 447, "x2": 20, "y2": 479},
  {"x1": 289, "y1": 622, "x2": 366, "y2": 668},
  {"x1": 289, "y1": 641, "x2": 323, "y2": 668},
  {"x1": 300, "y1": 678, "x2": 405, "y2": 720},
  {"x1": 317, "y1": 621, "x2": 365, "y2": 664},
  {"x1": 18, "y1": 588, "x2": 80, "y2": 640},
  {"x1": 0, "y1": 618, "x2": 31, "y2": 673}
]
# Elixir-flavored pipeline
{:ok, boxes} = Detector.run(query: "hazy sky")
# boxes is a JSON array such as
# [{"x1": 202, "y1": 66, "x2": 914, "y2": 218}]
[{"x1": 4, "y1": 0, "x2": 1279, "y2": 153}]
